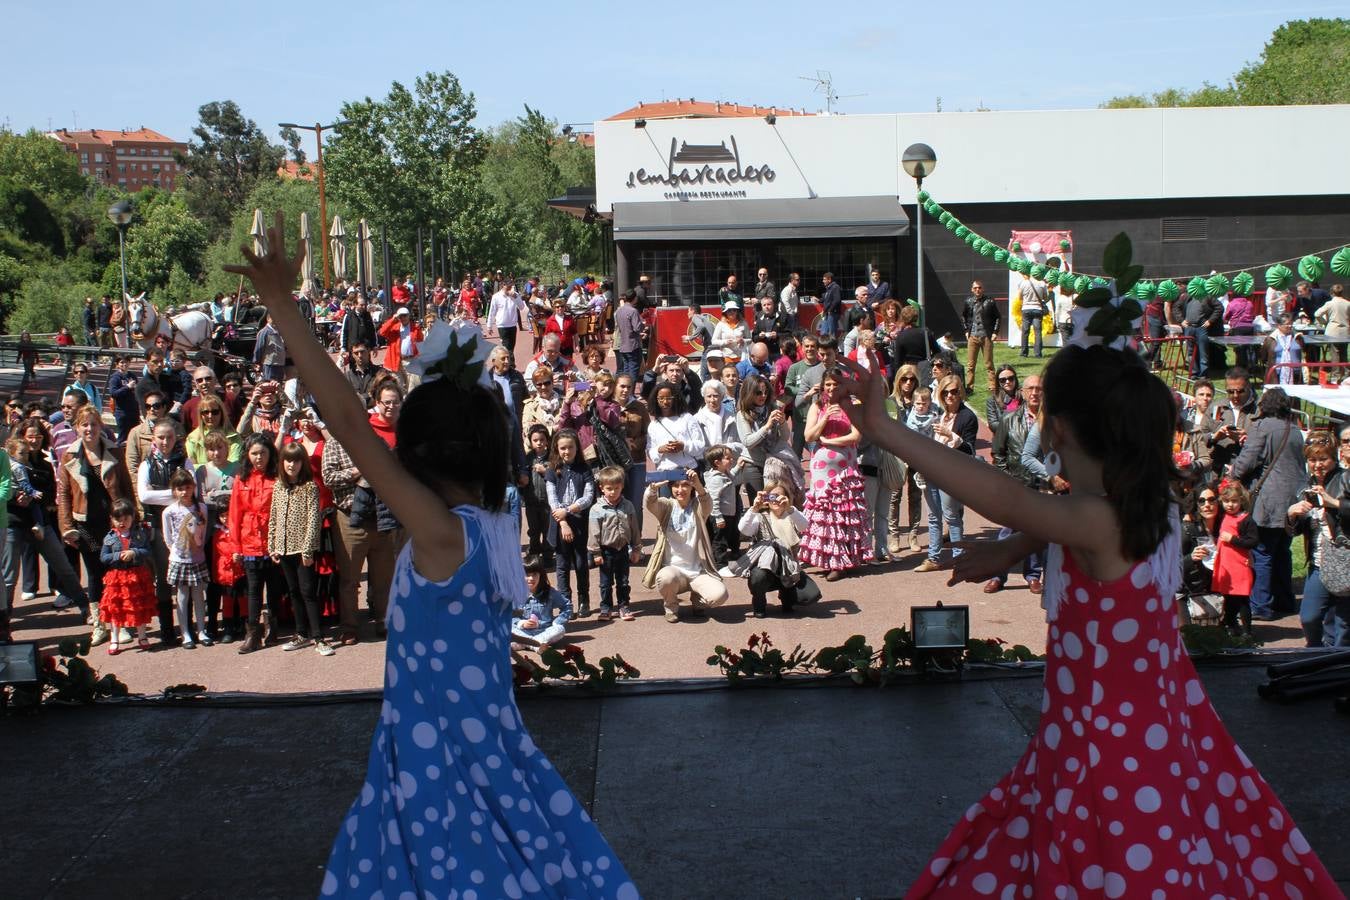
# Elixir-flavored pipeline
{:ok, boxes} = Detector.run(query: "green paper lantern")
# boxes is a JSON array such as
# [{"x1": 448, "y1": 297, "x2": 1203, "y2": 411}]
[
  {"x1": 1059, "y1": 239, "x2": 1071, "y2": 251},
  {"x1": 1030, "y1": 264, "x2": 1047, "y2": 280},
  {"x1": 946, "y1": 218, "x2": 961, "y2": 232},
  {"x1": 1044, "y1": 269, "x2": 1060, "y2": 286},
  {"x1": 924, "y1": 200, "x2": 942, "y2": 217},
  {"x1": 1231, "y1": 272, "x2": 1254, "y2": 297},
  {"x1": 993, "y1": 248, "x2": 1008, "y2": 264},
  {"x1": 966, "y1": 232, "x2": 981, "y2": 247},
  {"x1": 1157, "y1": 279, "x2": 1180, "y2": 301},
  {"x1": 972, "y1": 238, "x2": 987, "y2": 254},
  {"x1": 917, "y1": 189, "x2": 930, "y2": 203},
  {"x1": 1331, "y1": 247, "x2": 1350, "y2": 278},
  {"x1": 1091, "y1": 277, "x2": 1109, "y2": 290},
  {"x1": 955, "y1": 225, "x2": 970, "y2": 239},
  {"x1": 1134, "y1": 280, "x2": 1157, "y2": 301},
  {"x1": 1187, "y1": 276, "x2": 1209, "y2": 299},
  {"x1": 1299, "y1": 255, "x2": 1325, "y2": 283},
  {"x1": 1059, "y1": 275, "x2": 1076, "y2": 296},
  {"x1": 1011, "y1": 241, "x2": 1021, "y2": 252},
  {"x1": 938, "y1": 211, "x2": 953, "y2": 227},
  {"x1": 1074, "y1": 275, "x2": 1090, "y2": 294},
  {"x1": 980, "y1": 241, "x2": 997, "y2": 258},
  {"x1": 1266, "y1": 264, "x2": 1293, "y2": 290},
  {"x1": 1206, "y1": 274, "x2": 1230, "y2": 297}
]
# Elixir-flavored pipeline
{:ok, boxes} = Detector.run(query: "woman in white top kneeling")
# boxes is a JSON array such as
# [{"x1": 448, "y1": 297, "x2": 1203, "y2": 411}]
[{"x1": 642, "y1": 470, "x2": 728, "y2": 623}]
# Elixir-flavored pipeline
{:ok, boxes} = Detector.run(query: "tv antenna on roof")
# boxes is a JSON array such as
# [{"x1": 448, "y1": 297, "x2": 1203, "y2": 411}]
[{"x1": 798, "y1": 70, "x2": 866, "y2": 114}]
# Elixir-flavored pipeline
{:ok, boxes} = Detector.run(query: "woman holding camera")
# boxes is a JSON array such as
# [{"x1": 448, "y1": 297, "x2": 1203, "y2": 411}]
[
  {"x1": 1287, "y1": 431, "x2": 1350, "y2": 646},
  {"x1": 733, "y1": 480, "x2": 821, "y2": 617}
]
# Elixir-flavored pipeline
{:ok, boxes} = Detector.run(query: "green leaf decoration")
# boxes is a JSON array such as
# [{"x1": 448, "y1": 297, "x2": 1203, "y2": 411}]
[
  {"x1": 1073, "y1": 275, "x2": 1090, "y2": 294},
  {"x1": 1118, "y1": 298, "x2": 1142, "y2": 319},
  {"x1": 1332, "y1": 247, "x2": 1350, "y2": 278},
  {"x1": 1231, "y1": 272, "x2": 1254, "y2": 296},
  {"x1": 917, "y1": 189, "x2": 930, "y2": 202},
  {"x1": 1299, "y1": 254, "x2": 1325, "y2": 283},
  {"x1": 1102, "y1": 233, "x2": 1132, "y2": 277},
  {"x1": 1076, "y1": 288, "x2": 1113, "y2": 308},
  {"x1": 1011, "y1": 241, "x2": 1021, "y2": 252},
  {"x1": 1086, "y1": 305, "x2": 1118, "y2": 337},
  {"x1": 1117, "y1": 265, "x2": 1144, "y2": 295},
  {"x1": 1059, "y1": 239, "x2": 1071, "y2": 251},
  {"x1": 1157, "y1": 279, "x2": 1180, "y2": 301},
  {"x1": 1030, "y1": 264, "x2": 1047, "y2": 280},
  {"x1": 1044, "y1": 269, "x2": 1060, "y2": 286},
  {"x1": 1134, "y1": 280, "x2": 1157, "y2": 301},
  {"x1": 433, "y1": 334, "x2": 486, "y2": 391},
  {"x1": 993, "y1": 248, "x2": 1009, "y2": 264},
  {"x1": 1266, "y1": 263, "x2": 1293, "y2": 290},
  {"x1": 938, "y1": 211, "x2": 953, "y2": 227},
  {"x1": 1187, "y1": 276, "x2": 1210, "y2": 299},
  {"x1": 1206, "y1": 274, "x2": 1230, "y2": 297}
]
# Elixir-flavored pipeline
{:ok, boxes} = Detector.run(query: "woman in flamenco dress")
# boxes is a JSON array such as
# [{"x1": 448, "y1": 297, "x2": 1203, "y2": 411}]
[
  {"x1": 837, "y1": 270, "x2": 1340, "y2": 898},
  {"x1": 227, "y1": 214, "x2": 638, "y2": 900}
]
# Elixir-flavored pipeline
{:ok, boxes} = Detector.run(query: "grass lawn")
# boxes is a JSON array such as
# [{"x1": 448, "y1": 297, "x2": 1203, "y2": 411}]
[{"x1": 964, "y1": 342, "x2": 1060, "y2": 424}]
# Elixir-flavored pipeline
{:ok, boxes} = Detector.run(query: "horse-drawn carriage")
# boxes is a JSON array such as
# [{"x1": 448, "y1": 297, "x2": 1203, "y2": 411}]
[{"x1": 124, "y1": 294, "x2": 263, "y2": 381}]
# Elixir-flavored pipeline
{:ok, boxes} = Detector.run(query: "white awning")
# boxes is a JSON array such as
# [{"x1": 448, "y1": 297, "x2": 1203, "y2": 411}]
[{"x1": 613, "y1": 196, "x2": 909, "y2": 242}]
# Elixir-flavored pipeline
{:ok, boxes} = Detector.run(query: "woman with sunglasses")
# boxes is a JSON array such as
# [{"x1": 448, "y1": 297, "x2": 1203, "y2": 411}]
[
  {"x1": 736, "y1": 373, "x2": 800, "y2": 504},
  {"x1": 65, "y1": 364, "x2": 102, "y2": 412},
  {"x1": 1180, "y1": 487, "x2": 1222, "y2": 608},
  {"x1": 985, "y1": 366, "x2": 1022, "y2": 434},
  {"x1": 914, "y1": 375, "x2": 979, "y2": 573},
  {"x1": 184, "y1": 395, "x2": 242, "y2": 465}
]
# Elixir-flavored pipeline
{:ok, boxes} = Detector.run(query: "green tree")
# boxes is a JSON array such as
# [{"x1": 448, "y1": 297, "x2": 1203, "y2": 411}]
[
  {"x1": 101, "y1": 189, "x2": 208, "y2": 297},
  {"x1": 1101, "y1": 17, "x2": 1348, "y2": 108},
  {"x1": 178, "y1": 100, "x2": 285, "y2": 241},
  {"x1": 0, "y1": 128, "x2": 88, "y2": 207},
  {"x1": 324, "y1": 71, "x2": 512, "y2": 272},
  {"x1": 1235, "y1": 18, "x2": 1350, "y2": 105},
  {"x1": 8, "y1": 262, "x2": 101, "y2": 334}
]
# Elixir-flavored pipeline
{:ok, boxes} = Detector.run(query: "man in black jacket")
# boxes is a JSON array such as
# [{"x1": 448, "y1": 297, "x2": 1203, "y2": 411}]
[
  {"x1": 752, "y1": 294, "x2": 794, "y2": 359},
  {"x1": 962, "y1": 281, "x2": 1001, "y2": 393},
  {"x1": 819, "y1": 272, "x2": 842, "y2": 338},
  {"x1": 341, "y1": 297, "x2": 377, "y2": 351}
]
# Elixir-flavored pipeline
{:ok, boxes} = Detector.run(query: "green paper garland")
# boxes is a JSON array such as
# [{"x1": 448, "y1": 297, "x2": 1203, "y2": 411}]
[
  {"x1": 1231, "y1": 272, "x2": 1254, "y2": 296},
  {"x1": 917, "y1": 190, "x2": 930, "y2": 202},
  {"x1": 938, "y1": 211, "x2": 954, "y2": 227},
  {"x1": 1011, "y1": 241, "x2": 1021, "y2": 252},
  {"x1": 955, "y1": 225, "x2": 970, "y2": 239},
  {"x1": 1157, "y1": 280, "x2": 1180, "y2": 302},
  {"x1": 1044, "y1": 269, "x2": 1060, "y2": 286},
  {"x1": 1266, "y1": 264, "x2": 1293, "y2": 290},
  {"x1": 1059, "y1": 275, "x2": 1076, "y2": 296},
  {"x1": 993, "y1": 248, "x2": 1008, "y2": 264},
  {"x1": 946, "y1": 219, "x2": 961, "y2": 232},
  {"x1": 1059, "y1": 239, "x2": 1071, "y2": 251},
  {"x1": 1332, "y1": 247, "x2": 1350, "y2": 278},
  {"x1": 980, "y1": 242, "x2": 996, "y2": 258},
  {"x1": 1299, "y1": 255, "x2": 1325, "y2": 283},
  {"x1": 1091, "y1": 277, "x2": 1109, "y2": 290},
  {"x1": 1134, "y1": 280, "x2": 1157, "y2": 301},
  {"x1": 1206, "y1": 274, "x2": 1230, "y2": 297},
  {"x1": 1030, "y1": 264, "x2": 1047, "y2": 280},
  {"x1": 1187, "y1": 276, "x2": 1209, "y2": 299},
  {"x1": 1073, "y1": 275, "x2": 1090, "y2": 294}
]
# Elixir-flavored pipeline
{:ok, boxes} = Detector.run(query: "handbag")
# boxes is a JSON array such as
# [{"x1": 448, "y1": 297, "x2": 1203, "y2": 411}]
[
  {"x1": 1318, "y1": 515, "x2": 1350, "y2": 596},
  {"x1": 589, "y1": 405, "x2": 632, "y2": 469}
]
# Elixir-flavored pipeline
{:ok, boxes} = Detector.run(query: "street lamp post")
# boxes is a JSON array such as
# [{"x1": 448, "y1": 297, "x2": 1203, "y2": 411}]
[
  {"x1": 279, "y1": 120, "x2": 348, "y2": 291},
  {"x1": 106, "y1": 199, "x2": 134, "y2": 310},
  {"x1": 901, "y1": 143, "x2": 937, "y2": 356}
]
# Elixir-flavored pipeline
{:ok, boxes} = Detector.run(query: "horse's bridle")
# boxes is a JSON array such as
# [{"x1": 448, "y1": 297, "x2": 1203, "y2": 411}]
[{"x1": 130, "y1": 301, "x2": 181, "y2": 347}]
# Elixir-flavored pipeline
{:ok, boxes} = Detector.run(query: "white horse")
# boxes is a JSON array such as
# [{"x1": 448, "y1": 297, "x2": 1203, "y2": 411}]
[{"x1": 125, "y1": 293, "x2": 215, "y2": 355}]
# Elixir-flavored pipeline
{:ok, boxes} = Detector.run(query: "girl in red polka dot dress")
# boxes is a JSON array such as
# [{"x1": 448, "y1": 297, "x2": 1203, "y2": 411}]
[{"x1": 841, "y1": 340, "x2": 1339, "y2": 899}]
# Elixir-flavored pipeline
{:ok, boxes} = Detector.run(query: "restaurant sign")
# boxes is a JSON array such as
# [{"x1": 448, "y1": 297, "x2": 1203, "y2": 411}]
[{"x1": 625, "y1": 135, "x2": 776, "y2": 200}]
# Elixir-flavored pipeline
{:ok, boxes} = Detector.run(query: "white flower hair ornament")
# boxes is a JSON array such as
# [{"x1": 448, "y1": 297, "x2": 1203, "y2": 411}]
[
  {"x1": 1066, "y1": 232, "x2": 1144, "y2": 351},
  {"x1": 404, "y1": 319, "x2": 494, "y2": 390}
]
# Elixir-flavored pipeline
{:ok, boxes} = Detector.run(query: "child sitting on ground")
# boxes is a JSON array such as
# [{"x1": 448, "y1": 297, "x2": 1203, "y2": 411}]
[
  {"x1": 513, "y1": 553, "x2": 573, "y2": 646},
  {"x1": 587, "y1": 466, "x2": 641, "y2": 621}
]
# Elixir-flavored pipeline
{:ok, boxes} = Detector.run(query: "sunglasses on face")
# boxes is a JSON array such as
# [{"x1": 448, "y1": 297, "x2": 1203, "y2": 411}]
[
  {"x1": 147, "y1": 401, "x2": 165, "y2": 409},
  {"x1": 899, "y1": 376, "x2": 917, "y2": 383},
  {"x1": 941, "y1": 390, "x2": 961, "y2": 397},
  {"x1": 1198, "y1": 496, "x2": 1218, "y2": 504},
  {"x1": 998, "y1": 375, "x2": 1017, "y2": 383}
]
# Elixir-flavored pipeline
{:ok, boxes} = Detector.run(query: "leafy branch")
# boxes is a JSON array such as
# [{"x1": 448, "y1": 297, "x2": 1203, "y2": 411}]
[{"x1": 511, "y1": 644, "x2": 640, "y2": 690}]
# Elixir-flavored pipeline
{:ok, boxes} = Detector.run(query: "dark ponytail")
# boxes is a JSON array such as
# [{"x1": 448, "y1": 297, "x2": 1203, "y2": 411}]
[{"x1": 1043, "y1": 345, "x2": 1177, "y2": 561}]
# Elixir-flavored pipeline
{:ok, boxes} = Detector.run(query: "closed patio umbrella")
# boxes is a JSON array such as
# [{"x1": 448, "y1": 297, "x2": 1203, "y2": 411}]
[
  {"x1": 299, "y1": 212, "x2": 316, "y2": 296},
  {"x1": 329, "y1": 215, "x2": 347, "y2": 282}
]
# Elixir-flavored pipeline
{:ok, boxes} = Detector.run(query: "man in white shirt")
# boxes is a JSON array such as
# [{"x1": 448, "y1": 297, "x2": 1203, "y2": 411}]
[
  {"x1": 780, "y1": 272, "x2": 801, "y2": 316},
  {"x1": 487, "y1": 285, "x2": 527, "y2": 355}
]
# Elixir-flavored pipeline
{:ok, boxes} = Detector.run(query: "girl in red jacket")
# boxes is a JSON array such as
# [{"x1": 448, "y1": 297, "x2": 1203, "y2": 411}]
[
  {"x1": 1211, "y1": 479, "x2": 1259, "y2": 637},
  {"x1": 229, "y1": 433, "x2": 279, "y2": 653}
]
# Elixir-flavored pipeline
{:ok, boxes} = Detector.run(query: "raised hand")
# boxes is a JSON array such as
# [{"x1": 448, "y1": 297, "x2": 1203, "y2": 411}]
[{"x1": 836, "y1": 353, "x2": 891, "y2": 440}]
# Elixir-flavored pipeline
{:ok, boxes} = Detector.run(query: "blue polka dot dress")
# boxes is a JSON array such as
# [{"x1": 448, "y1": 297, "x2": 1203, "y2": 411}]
[{"x1": 322, "y1": 506, "x2": 639, "y2": 899}]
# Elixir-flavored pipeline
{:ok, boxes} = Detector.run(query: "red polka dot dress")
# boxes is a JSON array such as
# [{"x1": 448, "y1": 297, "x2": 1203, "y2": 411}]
[
  {"x1": 906, "y1": 541, "x2": 1340, "y2": 899},
  {"x1": 799, "y1": 405, "x2": 869, "y2": 571}
]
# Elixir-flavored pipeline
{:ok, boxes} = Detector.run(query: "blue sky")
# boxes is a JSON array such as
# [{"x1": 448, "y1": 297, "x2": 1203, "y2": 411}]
[{"x1": 3, "y1": 0, "x2": 1340, "y2": 144}]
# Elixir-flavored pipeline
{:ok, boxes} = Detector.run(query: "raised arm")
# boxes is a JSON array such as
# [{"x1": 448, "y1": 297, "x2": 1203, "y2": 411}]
[{"x1": 224, "y1": 213, "x2": 460, "y2": 565}]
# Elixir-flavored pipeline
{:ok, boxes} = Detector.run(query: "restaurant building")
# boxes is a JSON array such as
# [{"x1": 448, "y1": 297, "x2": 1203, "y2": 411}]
[{"x1": 588, "y1": 104, "x2": 1350, "y2": 334}]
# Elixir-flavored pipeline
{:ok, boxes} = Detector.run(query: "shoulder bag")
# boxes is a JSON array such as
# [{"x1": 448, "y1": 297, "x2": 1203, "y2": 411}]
[{"x1": 1247, "y1": 420, "x2": 1292, "y2": 508}]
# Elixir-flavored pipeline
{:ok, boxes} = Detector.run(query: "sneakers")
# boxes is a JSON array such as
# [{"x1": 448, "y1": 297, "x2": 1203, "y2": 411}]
[
  {"x1": 619, "y1": 608, "x2": 636, "y2": 621},
  {"x1": 887, "y1": 535, "x2": 904, "y2": 556},
  {"x1": 52, "y1": 595, "x2": 75, "y2": 610},
  {"x1": 282, "y1": 636, "x2": 313, "y2": 652},
  {"x1": 90, "y1": 624, "x2": 110, "y2": 646},
  {"x1": 20, "y1": 592, "x2": 36, "y2": 602},
  {"x1": 914, "y1": 559, "x2": 941, "y2": 573},
  {"x1": 909, "y1": 532, "x2": 922, "y2": 552},
  {"x1": 663, "y1": 611, "x2": 680, "y2": 623},
  {"x1": 315, "y1": 640, "x2": 335, "y2": 657}
]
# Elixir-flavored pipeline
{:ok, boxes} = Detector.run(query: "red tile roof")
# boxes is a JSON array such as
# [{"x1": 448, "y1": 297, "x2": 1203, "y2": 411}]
[
  {"x1": 605, "y1": 99, "x2": 814, "y2": 121},
  {"x1": 278, "y1": 160, "x2": 321, "y2": 181},
  {"x1": 49, "y1": 127, "x2": 183, "y2": 146}
]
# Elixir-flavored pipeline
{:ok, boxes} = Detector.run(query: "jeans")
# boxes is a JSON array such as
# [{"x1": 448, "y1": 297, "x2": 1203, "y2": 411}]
[
  {"x1": 596, "y1": 546, "x2": 631, "y2": 612},
  {"x1": 993, "y1": 525, "x2": 1044, "y2": 584},
  {"x1": 1299, "y1": 566, "x2": 1350, "y2": 647},
  {"x1": 1183, "y1": 325, "x2": 1208, "y2": 376},
  {"x1": 277, "y1": 553, "x2": 322, "y2": 639},
  {"x1": 1020, "y1": 312, "x2": 1043, "y2": 357},
  {"x1": 242, "y1": 556, "x2": 282, "y2": 626},
  {"x1": 616, "y1": 349, "x2": 642, "y2": 382},
  {"x1": 144, "y1": 513, "x2": 174, "y2": 638},
  {"x1": 553, "y1": 520, "x2": 590, "y2": 609},
  {"x1": 862, "y1": 472, "x2": 890, "y2": 557},
  {"x1": 925, "y1": 484, "x2": 964, "y2": 562},
  {"x1": 819, "y1": 313, "x2": 841, "y2": 337},
  {"x1": 2, "y1": 524, "x2": 90, "y2": 614},
  {"x1": 1250, "y1": 525, "x2": 1294, "y2": 618},
  {"x1": 748, "y1": 568, "x2": 820, "y2": 614}
]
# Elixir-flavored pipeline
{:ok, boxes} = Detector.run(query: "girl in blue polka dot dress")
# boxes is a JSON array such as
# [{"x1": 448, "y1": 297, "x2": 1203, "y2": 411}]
[{"x1": 227, "y1": 215, "x2": 638, "y2": 900}]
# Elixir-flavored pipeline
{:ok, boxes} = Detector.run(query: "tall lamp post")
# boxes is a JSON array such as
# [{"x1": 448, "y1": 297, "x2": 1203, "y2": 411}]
[
  {"x1": 901, "y1": 143, "x2": 937, "y2": 355},
  {"x1": 106, "y1": 199, "x2": 133, "y2": 307},
  {"x1": 278, "y1": 120, "x2": 348, "y2": 291}
]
